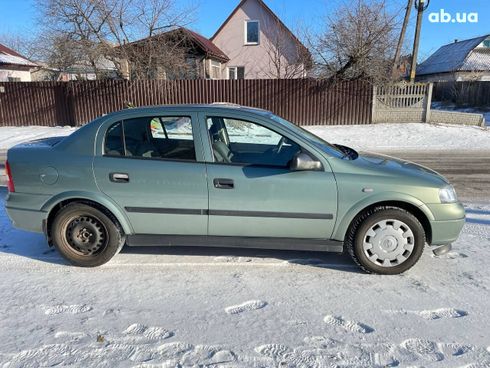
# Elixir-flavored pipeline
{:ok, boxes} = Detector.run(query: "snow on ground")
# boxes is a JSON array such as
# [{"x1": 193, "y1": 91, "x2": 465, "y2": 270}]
[
  {"x1": 0, "y1": 126, "x2": 75, "y2": 150},
  {"x1": 0, "y1": 187, "x2": 489, "y2": 367},
  {"x1": 0, "y1": 122, "x2": 489, "y2": 154},
  {"x1": 306, "y1": 123, "x2": 489, "y2": 152}
]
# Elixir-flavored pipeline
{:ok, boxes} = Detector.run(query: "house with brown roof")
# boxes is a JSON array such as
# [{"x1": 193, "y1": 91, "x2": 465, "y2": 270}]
[
  {"x1": 0, "y1": 43, "x2": 37, "y2": 82},
  {"x1": 117, "y1": 27, "x2": 230, "y2": 80},
  {"x1": 117, "y1": 0, "x2": 310, "y2": 80}
]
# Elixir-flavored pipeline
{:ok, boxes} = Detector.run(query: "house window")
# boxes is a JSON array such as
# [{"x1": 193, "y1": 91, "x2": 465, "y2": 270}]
[
  {"x1": 245, "y1": 20, "x2": 260, "y2": 45},
  {"x1": 483, "y1": 40, "x2": 490, "y2": 48},
  {"x1": 7, "y1": 77, "x2": 21, "y2": 82},
  {"x1": 210, "y1": 60, "x2": 221, "y2": 79},
  {"x1": 228, "y1": 66, "x2": 245, "y2": 80}
]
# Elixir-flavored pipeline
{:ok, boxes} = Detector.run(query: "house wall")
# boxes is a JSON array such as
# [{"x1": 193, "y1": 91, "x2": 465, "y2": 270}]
[
  {"x1": 0, "y1": 68, "x2": 32, "y2": 82},
  {"x1": 211, "y1": 0, "x2": 305, "y2": 79}
]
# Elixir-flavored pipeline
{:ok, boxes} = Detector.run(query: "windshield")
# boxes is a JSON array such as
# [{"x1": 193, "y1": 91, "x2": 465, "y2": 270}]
[{"x1": 269, "y1": 114, "x2": 345, "y2": 158}]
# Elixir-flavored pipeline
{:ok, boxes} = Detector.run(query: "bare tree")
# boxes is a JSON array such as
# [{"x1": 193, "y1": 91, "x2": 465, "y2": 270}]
[
  {"x1": 36, "y1": 0, "x2": 196, "y2": 79},
  {"x1": 121, "y1": 29, "x2": 200, "y2": 80},
  {"x1": 0, "y1": 33, "x2": 39, "y2": 60},
  {"x1": 308, "y1": 0, "x2": 399, "y2": 85}
]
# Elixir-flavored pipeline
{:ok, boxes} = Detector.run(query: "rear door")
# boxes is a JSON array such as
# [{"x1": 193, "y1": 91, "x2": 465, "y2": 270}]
[
  {"x1": 203, "y1": 113, "x2": 338, "y2": 239},
  {"x1": 93, "y1": 112, "x2": 209, "y2": 235}
]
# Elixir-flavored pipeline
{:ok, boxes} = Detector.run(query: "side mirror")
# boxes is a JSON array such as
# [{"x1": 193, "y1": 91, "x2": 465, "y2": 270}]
[{"x1": 290, "y1": 152, "x2": 323, "y2": 171}]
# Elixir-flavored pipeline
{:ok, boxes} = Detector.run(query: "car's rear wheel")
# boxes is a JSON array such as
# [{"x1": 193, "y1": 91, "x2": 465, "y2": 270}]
[
  {"x1": 345, "y1": 207, "x2": 425, "y2": 275},
  {"x1": 51, "y1": 203, "x2": 125, "y2": 267}
]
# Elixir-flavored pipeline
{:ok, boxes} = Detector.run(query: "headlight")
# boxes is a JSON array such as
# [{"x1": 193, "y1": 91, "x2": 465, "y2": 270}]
[{"x1": 439, "y1": 185, "x2": 457, "y2": 203}]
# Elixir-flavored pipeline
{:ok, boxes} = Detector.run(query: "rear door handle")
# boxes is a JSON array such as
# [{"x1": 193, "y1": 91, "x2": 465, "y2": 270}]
[
  {"x1": 213, "y1": 178, "x2": 234, "y2": 189},
  {"x1": 110, "y1": 172, "x2": 130, "y2": 183}
]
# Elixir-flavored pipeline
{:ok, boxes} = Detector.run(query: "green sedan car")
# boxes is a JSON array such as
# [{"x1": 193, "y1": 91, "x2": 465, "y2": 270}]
[{"x1": 5, "y1": 104, "x2": 465, "y2": 274}]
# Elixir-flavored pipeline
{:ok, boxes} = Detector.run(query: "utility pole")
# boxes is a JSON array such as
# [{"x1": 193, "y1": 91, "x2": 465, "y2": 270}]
[
  {"x1": 409, "y1": 0, "x2": 430, "y2": 82},
  {"x1": 393, "y1": 0, "x2": 414, "y2": 79}
]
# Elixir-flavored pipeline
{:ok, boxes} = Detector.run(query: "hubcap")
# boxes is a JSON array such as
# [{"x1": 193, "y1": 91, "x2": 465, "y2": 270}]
[
  {"x1": 65, "y1": 215, "x2": 107, "y2": 256},
  {"x1": 362, "y1": 219, "x2": 415, "y2": 267}
]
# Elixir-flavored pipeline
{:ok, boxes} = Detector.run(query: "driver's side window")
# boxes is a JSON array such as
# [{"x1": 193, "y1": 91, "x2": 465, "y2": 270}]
[{"x1": 206, "y1": 116, "x2": 301, "y2": 167}]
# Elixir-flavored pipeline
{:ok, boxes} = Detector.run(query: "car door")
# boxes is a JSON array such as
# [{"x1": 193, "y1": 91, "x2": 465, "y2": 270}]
[
  {"x1": 203, "y1": 113, "x2": 338, "y2": 239},
  {"x1": 93, "y1": 111, "x2": 208, "y2": 235}
]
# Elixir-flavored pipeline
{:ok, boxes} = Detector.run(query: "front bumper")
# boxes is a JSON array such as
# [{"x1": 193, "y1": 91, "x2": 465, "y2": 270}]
[{"x1": 425, "y1": 202, "x2": 465, "y2": 246}]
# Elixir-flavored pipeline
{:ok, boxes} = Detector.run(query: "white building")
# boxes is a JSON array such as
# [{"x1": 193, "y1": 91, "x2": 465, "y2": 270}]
[{"x1": 0, "y1": 43, "x2": 37, "y2": 82}]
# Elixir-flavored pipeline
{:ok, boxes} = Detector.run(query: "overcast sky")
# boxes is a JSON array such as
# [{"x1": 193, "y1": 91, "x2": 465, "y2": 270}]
[{"x1": 0, "y1": 0, "x2": 488, "y2": 62}]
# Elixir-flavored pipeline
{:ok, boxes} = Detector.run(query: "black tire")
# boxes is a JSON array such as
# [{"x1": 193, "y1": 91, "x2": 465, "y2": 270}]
[
  {"x1": 51, "y1": 203, "x2": 125, "y2": 267},
  {"x1": 345, "y1": 206, "x2": 425, "y2": 275}
]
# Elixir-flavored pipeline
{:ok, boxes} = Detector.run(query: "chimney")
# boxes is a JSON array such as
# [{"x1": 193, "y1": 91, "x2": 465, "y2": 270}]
[{"x1": 454, "y1": 39, "x2": 458, "y2": 43}]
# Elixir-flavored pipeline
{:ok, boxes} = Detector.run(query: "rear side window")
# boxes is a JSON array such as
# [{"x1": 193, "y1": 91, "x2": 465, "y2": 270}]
[
  {"x1": 104, "y1": 116, "x2": 196, "y2": 161},
  {"x1": 104, "y1": 122, "x2": 124, "y2": 156}
]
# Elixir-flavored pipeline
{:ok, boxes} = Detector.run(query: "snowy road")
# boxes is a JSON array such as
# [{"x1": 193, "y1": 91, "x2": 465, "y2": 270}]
[{"x1": 1, "y1": 188, "x2": 489, "y2": 367}]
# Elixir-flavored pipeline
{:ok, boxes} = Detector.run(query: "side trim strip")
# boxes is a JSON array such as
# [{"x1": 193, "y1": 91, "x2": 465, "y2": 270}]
[
  {"x1": 208, "y1": 209, "x2": 333, "y2": 220},
  {"x1": 125, "y1": 207, "x2": 207, "y2": 215},
  {"x1": 125, "y1": 207, "x2": 333, "y2": 220}
]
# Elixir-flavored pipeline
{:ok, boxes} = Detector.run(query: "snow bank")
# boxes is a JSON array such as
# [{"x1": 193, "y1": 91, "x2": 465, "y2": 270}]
[
  {"x1": 0, "y1": 126, "x2": 75, "y2": 150},
  {"x1": 0, "y1": 122, "x2": 488, "y2": 153},
  {"x1": 306, "y1": 123, "x2": 490, "y2": 151}
]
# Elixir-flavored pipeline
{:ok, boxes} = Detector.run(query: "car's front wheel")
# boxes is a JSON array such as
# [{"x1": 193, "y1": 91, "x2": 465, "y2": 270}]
[
  {"x1": 51, "y1": 203, "x2": 125, "y2": 267},
  {"x1": 345, "y1": 207, "x2": 425, "y2": 274}
]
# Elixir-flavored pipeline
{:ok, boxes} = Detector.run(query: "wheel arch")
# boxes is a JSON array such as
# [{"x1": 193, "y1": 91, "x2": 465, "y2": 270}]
[
  {"x1": 333, "y1": 194, "x2": 434, "y2": 244},
  {"x1": 42, "y1": 191, "x2": 134, "y2": 237}
]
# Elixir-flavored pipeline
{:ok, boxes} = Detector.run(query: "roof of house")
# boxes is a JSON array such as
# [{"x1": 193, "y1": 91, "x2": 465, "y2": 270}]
[
  {"x1": 120, "y1": 28, "x2": 229, "y2": 63},
  {"x1": 183, "y1": 29, "x2": 229, "y2": 62},
  {"x1": 0, "y1": 42, "x2": 37, "y2": 67},
  {"x1": 417, "y1": 35, "x2": 490, "y2": 76},
  {"x1": 210, "y1": 0, "x2": 310, "y2": 57}
]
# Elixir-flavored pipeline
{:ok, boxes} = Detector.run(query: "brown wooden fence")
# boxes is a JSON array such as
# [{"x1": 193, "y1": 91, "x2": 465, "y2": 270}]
[
  {"x1": 0, "y1": 79, "x2": 373, "y2": 127},
  {"x1": 433, "y1": 81, "x2": 490, "y2": 107}
]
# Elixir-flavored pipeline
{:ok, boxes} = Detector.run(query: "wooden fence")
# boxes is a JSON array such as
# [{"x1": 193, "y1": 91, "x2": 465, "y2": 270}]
[
  {"x1": 0, "y1": 79, "x2": 373, "y2": 127},
  {"x1": 433, "y1": 81, "x2": 490, "y2": 107}
]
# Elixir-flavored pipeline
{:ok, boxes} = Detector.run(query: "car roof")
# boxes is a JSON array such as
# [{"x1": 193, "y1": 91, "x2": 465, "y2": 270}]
[{"x1": 103, "y1": 103, "x2": 273, "y2": 119}]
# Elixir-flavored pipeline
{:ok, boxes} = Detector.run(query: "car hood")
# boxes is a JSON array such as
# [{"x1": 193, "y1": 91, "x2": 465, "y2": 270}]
[{"x1": 355, "y1": 151, "x2": 449, "y2": 185}]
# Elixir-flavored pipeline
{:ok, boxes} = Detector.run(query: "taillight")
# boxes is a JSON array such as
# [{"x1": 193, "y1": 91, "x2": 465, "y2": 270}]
[{"x1": 5, "y1": 161, "x2": 14, "y2": 192}]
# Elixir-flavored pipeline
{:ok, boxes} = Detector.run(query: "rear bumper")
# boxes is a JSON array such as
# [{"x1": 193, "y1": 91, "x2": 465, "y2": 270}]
[
  {"x1": 5, "y1": 192, "x2": 52, "y2": 233},
  {"x1": 5, "y1": 206, "x2": 47, "y2": 233}
]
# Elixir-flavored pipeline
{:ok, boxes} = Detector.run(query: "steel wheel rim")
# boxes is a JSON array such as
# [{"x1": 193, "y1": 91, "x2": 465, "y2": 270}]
[
  {"x1": 362, "y1": 219, "x2": 415, "y2": 267},
  {"x1": 65, "y1": 215, "x2": 108, "y2": 256}
]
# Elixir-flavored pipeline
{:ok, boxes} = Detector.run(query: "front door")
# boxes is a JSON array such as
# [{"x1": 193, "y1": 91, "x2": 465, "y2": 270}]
[
  {"x1": 93, "y1": 113, "x2": 208, "y2": 235},
  {"x1": 204, "y1": 115, "x2": 338, "y2": 239}
]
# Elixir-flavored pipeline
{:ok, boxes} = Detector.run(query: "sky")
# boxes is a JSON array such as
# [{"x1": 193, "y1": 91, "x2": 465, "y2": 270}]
[{"x1": 0, "y1": 0, "x2": 488, "y2": 62}]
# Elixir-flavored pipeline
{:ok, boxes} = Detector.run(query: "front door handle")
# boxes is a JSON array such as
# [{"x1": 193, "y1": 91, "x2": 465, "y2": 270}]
[
  {"x1": 110, "y1": 172, "x2": 130, "y2": 183},
  {"x1": 213, "y1": 178, "x2": 234, "y2": 189}
]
